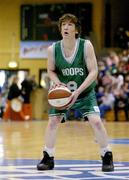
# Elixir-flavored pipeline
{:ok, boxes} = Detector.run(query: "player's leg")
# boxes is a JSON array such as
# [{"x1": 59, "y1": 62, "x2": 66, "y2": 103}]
[
  {"x1": 37, "y1": 115, "x2": 63, "y2": 170},
  {"x1": 74, "y1": 89, "x2": 114, "y2": 172},
  {"x1": 88, "y1": 113, "x2": 114, "y2": 172}
]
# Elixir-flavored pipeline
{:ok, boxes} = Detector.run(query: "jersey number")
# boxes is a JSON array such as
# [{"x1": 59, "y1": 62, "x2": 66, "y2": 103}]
[{"x1": 67, "y1": 81, "x2": 77, "y2": 92}]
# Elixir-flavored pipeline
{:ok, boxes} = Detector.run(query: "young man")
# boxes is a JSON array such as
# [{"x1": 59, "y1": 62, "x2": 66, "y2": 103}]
[{"x1": 37, "y1": 13, "x2": 114, "y2": 172}]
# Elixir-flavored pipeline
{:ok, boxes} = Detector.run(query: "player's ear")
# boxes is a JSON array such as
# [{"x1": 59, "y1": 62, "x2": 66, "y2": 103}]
[
  {"x1": 75, "y1": 20, "x2": 81, "y2": 37},
  {"x1": 75, "y1": 30, "x2": 78, "y2": 34}
]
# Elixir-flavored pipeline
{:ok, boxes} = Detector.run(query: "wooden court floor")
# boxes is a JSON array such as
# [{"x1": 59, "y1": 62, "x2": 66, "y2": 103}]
[{"x1": 0, "y1": 119, "x2": 129, "y2": 179}]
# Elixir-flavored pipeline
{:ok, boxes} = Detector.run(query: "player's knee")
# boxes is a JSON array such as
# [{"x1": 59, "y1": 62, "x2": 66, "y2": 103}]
[
  {"x1": 48, "y1": 116, "x2": 61, "y2": 129},
  {"x1": 94, "y1": 120, "x2": 102, "y2": 130},
  {"x1": 90, "y1": 118, "x2": 102, "y2": 130}
]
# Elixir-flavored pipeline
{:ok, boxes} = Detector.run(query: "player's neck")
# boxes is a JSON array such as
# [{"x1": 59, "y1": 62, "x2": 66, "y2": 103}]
[
  {"x1": 62, "y1": 38, "x2": 77, "y2": 51},
  {"x1": 61, "y1": 38, "x2": 78, "y2": 58}
]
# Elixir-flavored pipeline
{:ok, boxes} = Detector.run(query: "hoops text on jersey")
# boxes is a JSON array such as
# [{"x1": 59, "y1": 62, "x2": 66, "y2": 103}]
[{"x1": 62, "y1": 68, "x2": 84, "y2": 76}]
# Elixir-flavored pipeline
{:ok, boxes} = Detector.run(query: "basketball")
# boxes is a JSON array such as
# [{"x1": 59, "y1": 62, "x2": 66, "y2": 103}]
[{"x1": 48, "y1": 85, "x2": 72, "y2": 109}]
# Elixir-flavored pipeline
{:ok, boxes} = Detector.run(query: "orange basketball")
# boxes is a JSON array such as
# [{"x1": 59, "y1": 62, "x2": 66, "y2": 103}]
[{"x1": 48, "y1": 85, "x2": 72, "y2": 109}]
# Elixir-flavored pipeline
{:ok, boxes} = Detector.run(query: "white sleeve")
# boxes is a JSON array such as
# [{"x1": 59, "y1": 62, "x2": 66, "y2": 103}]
[
  {"x1": 84, "y1": 39, "x2": 91, "y2": 60},
  {"x1": 51, "y1": 43, "x2": 55, "y2": 65}
]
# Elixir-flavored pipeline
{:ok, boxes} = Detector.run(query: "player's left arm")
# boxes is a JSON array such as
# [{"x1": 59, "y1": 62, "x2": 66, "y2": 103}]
[
  {"x1": 67, "y1": 40, "x2": 98, "y2": 107},
  {"x1": 76, "y1": 40, "x2": 98, "y2": 94}
]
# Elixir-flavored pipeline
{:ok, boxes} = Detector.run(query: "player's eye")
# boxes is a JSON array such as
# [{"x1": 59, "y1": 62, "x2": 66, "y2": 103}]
[
  {"x1": 68, "y1": 23, "x2": 73, "y2": 26},
  {"x1": 62, "y1": 23, "x2": 66, "y2": 26}
]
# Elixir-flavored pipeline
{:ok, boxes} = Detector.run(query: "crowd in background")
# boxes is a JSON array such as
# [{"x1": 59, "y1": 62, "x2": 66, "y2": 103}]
[{"x1": 96, "y1": 49, "x2": 129, "y2": 121}]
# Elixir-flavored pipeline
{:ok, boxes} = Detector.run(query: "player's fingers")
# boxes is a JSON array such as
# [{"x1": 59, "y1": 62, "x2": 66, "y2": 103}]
[{"x1": 66, "y1": 96, "x2": 75, "y2": 109}]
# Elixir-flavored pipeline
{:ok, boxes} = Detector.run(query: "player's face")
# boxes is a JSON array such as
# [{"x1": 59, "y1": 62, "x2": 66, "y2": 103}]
[{"x1": 61, "y1": 20, "x2": 77, "y2": 39}]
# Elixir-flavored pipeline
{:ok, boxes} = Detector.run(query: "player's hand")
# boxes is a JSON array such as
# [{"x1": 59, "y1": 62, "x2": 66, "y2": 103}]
[
  {"x1": 66, "y1": 90, "x2": 80, "y2": 109},
  {"x1": 49, "y1": 82, "x2": 66, "y2": 91}
]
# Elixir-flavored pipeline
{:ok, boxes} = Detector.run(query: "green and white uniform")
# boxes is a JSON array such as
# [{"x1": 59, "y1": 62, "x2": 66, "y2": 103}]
[{"x1": 49, "y1": 38, "x2": 100, "y2": 119}]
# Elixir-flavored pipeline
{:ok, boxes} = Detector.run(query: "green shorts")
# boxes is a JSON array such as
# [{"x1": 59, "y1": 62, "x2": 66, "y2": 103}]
[{"x1": 49, "y1": 89, "x2": 100, "y2": 120}]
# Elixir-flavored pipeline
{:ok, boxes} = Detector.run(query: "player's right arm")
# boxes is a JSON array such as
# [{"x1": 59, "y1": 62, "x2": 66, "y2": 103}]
[{"x1": 47, "y1": 45, "x2": 65, "y2": 87}]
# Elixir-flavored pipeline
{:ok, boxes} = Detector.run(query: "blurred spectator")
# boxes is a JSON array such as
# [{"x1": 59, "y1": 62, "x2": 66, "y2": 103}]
[
  {"x1": 113, "y1": 88, "x2": 129, "y2": 121},
  {"x1": 98, "y1": 61, "x2": 108, "y2": 78},
  {"x1": 7, "y1": 76, "x2": 21, "y2": 101},
  {"x1": 118, "y1": 61, "x2": 128, "y2": 75},
  {"x1": 101, "y1": 71, "x2": 113, "y2": 87},
  {"x1": 21, "y1": 74, "x2": 34, "y2": 104},
  {"x1": 123, "y1": 81, "x2": 129, "y2": 97},
  {"x1": 109, "y1": 51, "x2": 120, "y2": 67},
  {"x1": 0, "y1": 87, "x2": 5, "y2": 118},
  {"x1": 99, "y1": 86, "x2": 115, "y2": 120},
  {"x1": 97, "y1": 48, "x2": 129, "y2": 122},
  {"x1": 3, "y1": 76, "x2": 21, "y2": 120},
  {"x1": 29, "y1": 75, "x2": 38, "y2": 90},
  {"x1": 125, "y1": 73, "x2": 129, "y2": 84},
  {"x1": 121, "y1": 50, "x2": 129, "y2": 62},
  {"x1": 96, "y1": 86, "x2": 105, "y2": 105},
  {"x1": 21, "y1": 74, "x2": 37, "y2": 120},
  {"x1": 111, "y1": 72, "x2": 124, "y2": 91}
]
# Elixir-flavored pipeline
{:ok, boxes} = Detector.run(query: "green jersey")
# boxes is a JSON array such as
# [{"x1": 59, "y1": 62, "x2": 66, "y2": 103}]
[
  {"x1": 53, "y1": 38, "x2": 96, "y2": 99},
  {"x1": 49, "y1": 38, "x2": 99, "y2": 118}
]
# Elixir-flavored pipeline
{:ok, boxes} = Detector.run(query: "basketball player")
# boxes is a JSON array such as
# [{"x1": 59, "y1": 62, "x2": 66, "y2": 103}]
[{"x1": 37, "y1": 13, "x2": 114, "y2": 172}]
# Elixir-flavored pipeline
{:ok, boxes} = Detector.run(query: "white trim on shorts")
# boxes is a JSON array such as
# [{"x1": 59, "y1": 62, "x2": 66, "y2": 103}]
[
  {"x1": 83, "y1": 111, "x2": 100, "y2": 118},
  {"x1": 49, "y1": 113, "x2": 65, "y2": 117}
]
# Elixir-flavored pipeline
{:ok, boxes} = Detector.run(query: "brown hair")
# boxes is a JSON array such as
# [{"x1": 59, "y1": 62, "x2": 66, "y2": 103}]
[{"x1": 58, "y1": 13, "x2": 81, "y2": 38}]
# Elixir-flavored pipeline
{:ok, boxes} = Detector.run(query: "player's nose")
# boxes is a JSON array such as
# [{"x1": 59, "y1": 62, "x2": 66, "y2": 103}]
[{"x1": 64, "y1": 24, "x2": 69, "y2": 29}]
